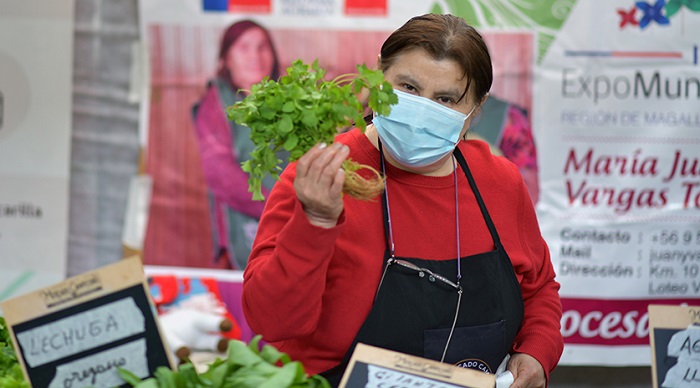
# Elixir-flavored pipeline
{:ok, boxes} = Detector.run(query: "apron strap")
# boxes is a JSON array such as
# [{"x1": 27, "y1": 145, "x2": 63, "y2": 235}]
[
  {"x1": 378, "y1": 141, "x2": 394, "y2": 258},
  {"x1": 453, "y1": 147, "x2": 504, "y2": 250}
]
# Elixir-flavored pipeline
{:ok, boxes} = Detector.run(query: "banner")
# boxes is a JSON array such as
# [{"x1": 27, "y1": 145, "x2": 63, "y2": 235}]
[
  {"x1": 534, "y1": 0, "x2": 700, "y2": 365},
  {"x1": 139, "y1": 0, "x2": 699, "y2": 365},
  {"x1": 0, "y1": 0, "x2": 74, "y2": 304}
]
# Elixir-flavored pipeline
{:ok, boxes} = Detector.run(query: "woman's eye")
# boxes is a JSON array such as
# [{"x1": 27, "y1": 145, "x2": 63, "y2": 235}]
[
  {"x1": 402, "y1": 84, "x2": 416, "y2": 93},
  {"x1": 438, "y1": 97, "x2": 454, "y2": 104}
]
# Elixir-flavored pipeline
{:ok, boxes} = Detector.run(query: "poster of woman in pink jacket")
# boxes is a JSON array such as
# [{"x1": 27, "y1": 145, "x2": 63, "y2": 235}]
[{"x1": 191, "y1": 20, "x2": 284, "y2": 270}]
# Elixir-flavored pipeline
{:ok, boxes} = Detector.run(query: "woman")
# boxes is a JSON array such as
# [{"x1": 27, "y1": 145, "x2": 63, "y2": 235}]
[
  {"x1": 242, "y1": 14, "x2": 563, "y2": 387},
  {"x1": 192, "y1": 20, "x2": 281, "y2": 270}
]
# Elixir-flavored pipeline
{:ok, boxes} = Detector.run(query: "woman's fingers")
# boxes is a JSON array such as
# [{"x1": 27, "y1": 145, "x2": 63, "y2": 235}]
[
  {"x1": 315, "y1": 143, "x2": 349, "y2": 186},
  {"x1": 294, "y1": 142, "x2": 349, "y2": 228},
  {"x1": 508, "y1": 353, "x2": 546, "y2": 388},
  {"x1": 300, "y1": 143, "x2": 347, "y2": 183},
  {"x1": 329, "y1": 167, "x2": 346, "y2": 198},
  {"x1": 296, "y1": 142, "x2": 328, "y2": 178}
]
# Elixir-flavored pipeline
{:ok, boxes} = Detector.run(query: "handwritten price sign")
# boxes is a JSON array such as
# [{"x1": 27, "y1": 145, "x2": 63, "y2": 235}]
[
  {"x1": 649, "y1": 304, "x2": 700, "y2": 388},
  {"x1": 0, "y1": 257, "x2": 173, "y2": 388}
]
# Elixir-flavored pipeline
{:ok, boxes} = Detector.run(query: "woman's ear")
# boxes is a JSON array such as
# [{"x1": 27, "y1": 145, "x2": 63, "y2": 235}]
[
  {"x1": 473, "y1": 92, "x2": 489, "y2": 116},
  {"x1": 479, "y1": 92, "x2": 490, "y2": 107},
  {"x1": 376, "y1": 54, "x2": 381, "y2": 69}
]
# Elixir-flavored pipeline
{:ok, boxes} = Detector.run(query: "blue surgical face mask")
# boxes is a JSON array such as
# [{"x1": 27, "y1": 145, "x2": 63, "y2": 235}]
[{"x1": 373, "y1": 90, "x2": 476, "y2": 168}]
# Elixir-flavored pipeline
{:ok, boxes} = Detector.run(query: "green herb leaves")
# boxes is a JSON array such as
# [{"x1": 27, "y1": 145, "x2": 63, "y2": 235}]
[
  {"x1": 119, "y1": 335, "x2": 330, "y2": 388},
  {"x1": 228, "y1": 59, "x2": 397, "y2": 201},
  {"x1": 0, "y1": 317, "x2": 30, "y2": 388}
]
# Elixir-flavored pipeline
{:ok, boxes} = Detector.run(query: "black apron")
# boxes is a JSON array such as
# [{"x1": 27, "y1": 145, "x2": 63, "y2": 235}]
[{"x1": 321, "y1": 147, "x2": 524, "y2": 387}]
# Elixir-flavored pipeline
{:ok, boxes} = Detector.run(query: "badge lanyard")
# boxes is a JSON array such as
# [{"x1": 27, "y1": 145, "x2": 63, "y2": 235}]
[{"x1": 378, "y1": 141, "x2": 463, "y2": 362}]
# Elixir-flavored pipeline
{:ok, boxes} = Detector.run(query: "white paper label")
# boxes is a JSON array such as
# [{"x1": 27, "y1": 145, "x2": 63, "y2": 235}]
[
  {"x1": 662, "y1": 326, "x2": 700, "y2": 388},
  {"x1": 17, "y1": 298, "x2": 145, "y2": 367},
  {"x1": 365, "y1": 364, "x2": 463, "y2": 388},
  {"x1": 48, "y1": 339, "x2": 149, "y2": 388}
]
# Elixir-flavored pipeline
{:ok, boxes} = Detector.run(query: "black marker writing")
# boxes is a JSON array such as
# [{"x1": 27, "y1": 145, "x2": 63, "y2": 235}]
[{"x1": 62, "y1": 356, "x2": 127, "y2": 387}]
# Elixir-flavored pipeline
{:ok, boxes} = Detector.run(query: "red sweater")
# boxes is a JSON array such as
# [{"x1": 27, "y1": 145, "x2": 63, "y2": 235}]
[{"x1": 242, "y1": 129, "x2": 563, "y2": 376}]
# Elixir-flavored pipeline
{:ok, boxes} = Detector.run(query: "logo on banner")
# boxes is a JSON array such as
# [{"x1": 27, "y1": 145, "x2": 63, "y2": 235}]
[
  {"x1": 562, "y1": 1, "x2": 699, "y2": 68},
  {"x1": 617, "y1": 0, "x2": 700, "y2": 30},
  {"x1": 344, "y1": 0, "x2": 387, "y2": 16},
  {"x1": 202, "y1": 0, "x2": 271, "y2": 13},
  {"x1": 613, "y1": 0, "x2": 700, "y2": 66}
]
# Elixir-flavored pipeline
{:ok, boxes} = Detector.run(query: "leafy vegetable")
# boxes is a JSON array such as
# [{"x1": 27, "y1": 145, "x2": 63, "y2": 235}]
[
  {"x1": 119, "y1": 335, "x2": 330, "y2": 388},
  {"x1": 0, "y1": 317, "x2": 30, "y2": 388},
  {"x1": 228, "y1": 59, "x2": 398, "y2": 201}
]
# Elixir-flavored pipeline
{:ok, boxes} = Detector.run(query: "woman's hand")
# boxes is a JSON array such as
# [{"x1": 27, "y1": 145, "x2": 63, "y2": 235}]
[
  {"x1": 508, "y1": 352, "x2": 546, "y2": 388},
  {"x1": 294, "y1": 142, "x2": 349, "y2": 228}
]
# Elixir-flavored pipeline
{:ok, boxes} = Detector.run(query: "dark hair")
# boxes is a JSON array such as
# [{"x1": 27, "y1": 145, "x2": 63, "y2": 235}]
[
  {"x1": 217, "y1": 19, "x2": 280, "y2": 90},
  {"x1": 379, "y1": 14, "x2": 492, "y2": 104}
]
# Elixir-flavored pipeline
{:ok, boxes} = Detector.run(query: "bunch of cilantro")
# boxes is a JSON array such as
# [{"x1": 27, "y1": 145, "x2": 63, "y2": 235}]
[
  {"x1": 0, "y1": 317, "x2": 29, "y2": 388},
  {"x1": 228, "y1": 59, "x2": 398, "y2": 201},
  {"x1": 119, "y1": 335, "x2": 329, "y2": 388}
]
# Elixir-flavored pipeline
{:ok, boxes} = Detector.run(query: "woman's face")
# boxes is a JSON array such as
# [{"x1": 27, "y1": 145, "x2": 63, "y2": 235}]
[
  {"x1": 380, "y1": 48, "x2": 481, "y2": 174},
  {"x1": 224, "y1": 27, "x2": 275, "y2": 91},
  {"x1": 383, "y1": 48, "x2": 478, "y2": 139}
]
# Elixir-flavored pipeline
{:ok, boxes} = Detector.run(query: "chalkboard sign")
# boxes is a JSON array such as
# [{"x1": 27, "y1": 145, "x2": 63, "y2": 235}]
[
  {"x1": 649, "y1": 304, "x2": 700, "y2": 388},
  {"x1": 339, "y1": 343, "x2": 495, "y2": 388},
  {"x1": 0, "y1": 257, "x2": 173, "y2": 388}
]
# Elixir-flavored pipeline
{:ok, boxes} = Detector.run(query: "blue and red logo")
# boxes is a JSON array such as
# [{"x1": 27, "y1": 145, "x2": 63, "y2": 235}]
[
  {"x1": 617, "y1": 0, "x2": 700, "y2": 29},
  {"x1": 202, "y1": 0, "x2": 271, "y2": 14},
  {"x1": 564, "y1": 0, "x2": 698, "y2": 65}
]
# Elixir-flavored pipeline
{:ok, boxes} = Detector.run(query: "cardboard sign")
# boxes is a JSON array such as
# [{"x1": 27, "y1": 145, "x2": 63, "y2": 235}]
[
  {"x1": 649, "y1": 304, "x2": 700, "y2": 388},
  {"x1": 339, "y1": 343, "x2": 496, "y2": 388},
  {"x1": 0, "y1": 257, "x2": 173, "y2": 388}
]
